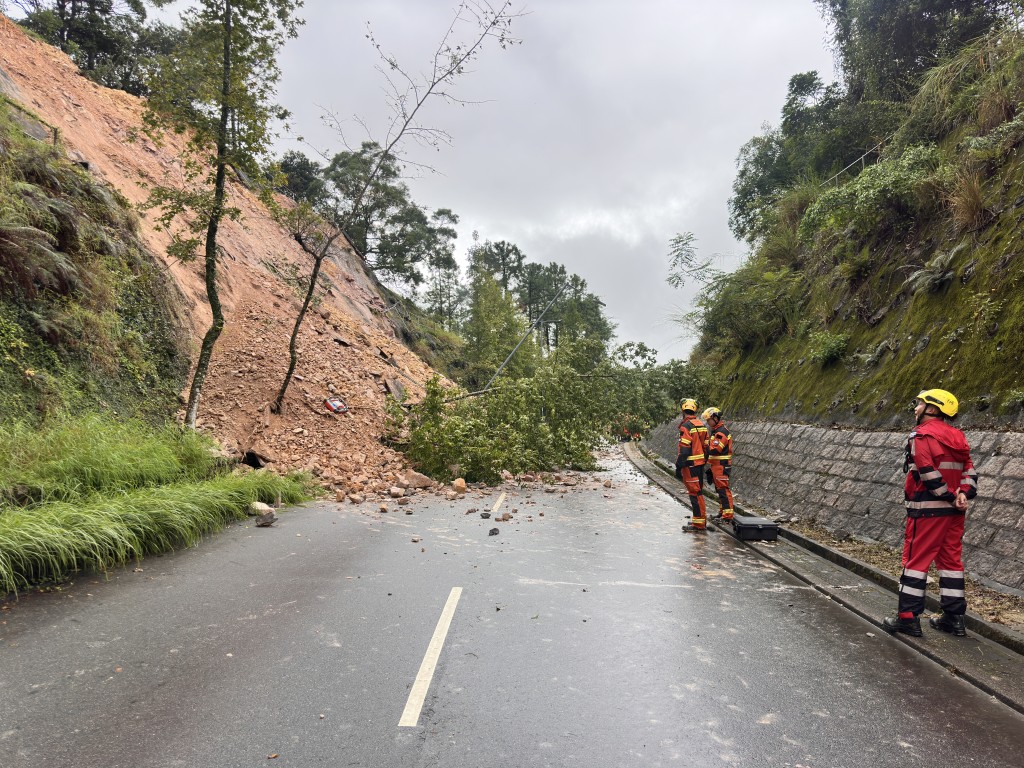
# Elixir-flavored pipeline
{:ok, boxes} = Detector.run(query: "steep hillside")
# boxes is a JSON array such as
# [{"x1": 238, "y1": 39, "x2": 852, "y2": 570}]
[
  {"x1": 0, "y1": 16, "x2": 440, "y2": 491},
  {"x1": 704, "y1": 29, "x2": 1024, "y2": 430}
]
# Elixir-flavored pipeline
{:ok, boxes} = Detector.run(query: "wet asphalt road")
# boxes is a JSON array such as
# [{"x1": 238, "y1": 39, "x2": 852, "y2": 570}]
[{"x1": 1, "y1": 448, "x2": 1023, "y2": 768}]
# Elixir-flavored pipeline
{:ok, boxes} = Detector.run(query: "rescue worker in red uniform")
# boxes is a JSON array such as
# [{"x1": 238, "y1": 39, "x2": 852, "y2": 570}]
[
  {"x1": 675, "y1": 399, "x2": 708, "y2": 532},
  {"x1": 884, "y1": 389, "x2": 978, "y2": 638},
  {"x1": 702, "y1": 407, "x2": 734, "y2": 521}
]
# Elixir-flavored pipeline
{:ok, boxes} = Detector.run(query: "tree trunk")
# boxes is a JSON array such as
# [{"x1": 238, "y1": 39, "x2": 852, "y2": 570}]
[
  {"x1": 184, "y1": 0, "x2": 233, "y2": 430},
  {"x1": 272, "y1": 237, "x2": 332, "y2": 414}
]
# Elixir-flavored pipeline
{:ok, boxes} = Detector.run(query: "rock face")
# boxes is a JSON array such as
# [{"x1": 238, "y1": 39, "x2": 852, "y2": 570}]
[{"x1": 644, "y1": 416, "x2": 1024, "y2": 592}]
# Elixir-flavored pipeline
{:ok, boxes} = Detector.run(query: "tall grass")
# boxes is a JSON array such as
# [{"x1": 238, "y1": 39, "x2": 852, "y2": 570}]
[
  {"x1": 0, "y1": 472, "x2": 307, "y2": 595},
  {"x1": 0, "y1": 414, "x2": 219, "y2": 504},
  {"x1": 0, "y1": 415, "x2": 310, "y2": 595}
]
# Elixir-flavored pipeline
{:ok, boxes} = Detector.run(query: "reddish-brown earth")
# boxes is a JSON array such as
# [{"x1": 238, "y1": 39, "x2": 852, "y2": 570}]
[{"x1": 0, "y1": 16, "x2": 438, "y2": 493}]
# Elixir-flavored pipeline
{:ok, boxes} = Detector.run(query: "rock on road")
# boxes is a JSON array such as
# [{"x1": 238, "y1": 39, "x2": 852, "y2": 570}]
[{"x1": 1, "y1": 447, "x2": 1022, "y2": 767}]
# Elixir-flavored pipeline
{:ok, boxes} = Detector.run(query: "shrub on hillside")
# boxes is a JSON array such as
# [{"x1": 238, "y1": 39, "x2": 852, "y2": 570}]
[
  {"x1": 799, "y1": 145, "x2": 941, "y2": 243},
  {"x1": 808, "y1": 331, "x2": 850, "y2": 366}
]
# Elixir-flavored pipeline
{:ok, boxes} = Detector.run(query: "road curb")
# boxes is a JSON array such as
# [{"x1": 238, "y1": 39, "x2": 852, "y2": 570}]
[{"x1": 623, "y1": 441, "x2": 1024, "y2": 711}]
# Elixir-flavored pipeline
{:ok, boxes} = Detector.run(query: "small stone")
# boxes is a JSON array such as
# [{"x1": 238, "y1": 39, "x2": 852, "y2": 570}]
[
  {"x1": 335, "y1": 489, "x2": 346, "y2": 502},
  {"x1": 255, "y1": 510, "x2": 278, "y2": 527},
  {"x1": 446, "y1": 491, "x2": 459, "y2": 501},
  {"x1": 545, "y1": 487, "x2": 557, "y2": 494},
  {"x1": 389, "y1": 486, "x2": 405, "y2": 498},
  {"x1": 398, "y1": 497, "x2": 410, "y2": 506},
  {"x1": 603, "y1": 480, "x2": 612, "y2": 488},
  {"x1": 453, "y1": 478, "x2": 468, "y2": 495},
  {"x1": 480, "y1": 512, "x2": 491, "y2": 519},
  {"x1": 403, "y1": 470, "x2": 434, "y2": 489},
  {"x1": 488, "y1": 528, "x2": 499, "y2": 536},
  {"x1": 348, "y1": 493, "x2": 365, "y2": 504},
  {"x1": 248, "y1": 501, "x2": 273, "y2": 517}
]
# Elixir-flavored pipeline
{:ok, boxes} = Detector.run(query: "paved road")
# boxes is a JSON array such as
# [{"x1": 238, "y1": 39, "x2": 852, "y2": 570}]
[{"x1": 2, "y1": 449, "x2": 1023, "y2": 767}]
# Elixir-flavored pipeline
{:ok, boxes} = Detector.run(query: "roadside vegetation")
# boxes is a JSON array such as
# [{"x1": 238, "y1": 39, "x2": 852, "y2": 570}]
[
  {"x1": 0, "y1": 414, "x2": 309, "y2": 596},
  {"x1": 0, "y1": 98, "x2": 308, "y2": 596},
  {"x1": 0, "y1": 100, "x2": 188, "y2": 418},
  {"x1": 683, "y1": 1, "x2": 1024, "y2": 427}
]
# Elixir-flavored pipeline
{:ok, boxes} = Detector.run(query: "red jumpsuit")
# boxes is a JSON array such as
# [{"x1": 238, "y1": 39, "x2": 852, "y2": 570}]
[
  {"x1": 898, "y1": 418, "x2": 978, "y2": 618},
  {"x1": 707, "y1": 422, "x2": 734, "y2": 520},
  {"x1": 676, "y1": 416, "x2": 708, "y2": 528}
]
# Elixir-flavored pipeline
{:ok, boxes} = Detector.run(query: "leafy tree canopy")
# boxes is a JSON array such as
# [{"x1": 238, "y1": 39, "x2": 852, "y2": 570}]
[
  {"x1": 317, "y1": 141, "x2": 457, "y2": 289},
  {"x1": 13, "y1": 1, "x2": 186, "y2": 96}
]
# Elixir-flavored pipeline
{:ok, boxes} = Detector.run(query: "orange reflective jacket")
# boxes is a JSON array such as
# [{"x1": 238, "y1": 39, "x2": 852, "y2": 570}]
[
  {"x1": 707, "y1": 423, "x2": 733, "y2": 467},
  {"x1": 678, "y1": 416, "x2": 708, "y2": 467}
]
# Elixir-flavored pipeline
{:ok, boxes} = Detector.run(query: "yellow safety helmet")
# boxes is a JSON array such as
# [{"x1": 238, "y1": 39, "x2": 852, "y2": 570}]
[
  {"x1": 702, "y1": 407, "x2": 721, "y2": 422},
  {"x1": 915, "y1": 388, "x2": 958, "y2": 418},
  {"x1": 680, "y1": 398, "x2": 698, "y2": 413}
]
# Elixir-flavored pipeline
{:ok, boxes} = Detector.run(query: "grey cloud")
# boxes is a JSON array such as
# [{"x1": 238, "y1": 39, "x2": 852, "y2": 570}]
[{"x1": 270, "y1": 0, "x2": 835, "y2": 360}]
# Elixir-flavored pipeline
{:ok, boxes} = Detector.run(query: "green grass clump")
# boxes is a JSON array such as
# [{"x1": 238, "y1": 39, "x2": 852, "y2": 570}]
[
  {"x1": 0, "y1": 414, "x2": 220, "y2": 504},
  {"x1": 0, "y1": 414, "x2": 311, "y2": 594},
  {"x1": 0, "y1": 471, "x2": 308, "y2": 595}
]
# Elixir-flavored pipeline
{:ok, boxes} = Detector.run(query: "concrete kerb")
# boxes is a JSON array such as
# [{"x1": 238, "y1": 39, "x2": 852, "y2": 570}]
[{"x1": 624, "y1": 441, "x2": 1024, "y2": 659}]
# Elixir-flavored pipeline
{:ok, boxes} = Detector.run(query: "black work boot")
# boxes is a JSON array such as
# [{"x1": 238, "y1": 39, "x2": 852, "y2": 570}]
[
  {"x1": 883, "y1": 615, "x2": 923, "y2": 637},
  {"x1": 929, "y1": 612, "x2": 967, "y2": 637}
]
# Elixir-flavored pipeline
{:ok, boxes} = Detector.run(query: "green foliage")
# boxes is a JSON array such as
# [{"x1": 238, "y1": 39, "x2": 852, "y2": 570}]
[
  {"x1": 0, "y1": 414, "x2": 220, "y2": 504},
  {"x1": 666, "y1": 232, "x2": 717, "y2": 288},
  {"x1": 799, "y1": 145, "x2": 941, "y2": 242},
  {"x1": 904, "y1": 25, "x2": 1024, "y2": 144},
  {"x1": 141, "y1": 0, "x2": 303, "y2": 261},
  {"x1": 0, "y1": 470, "x2": 306, "y2": 595},
  {"x1": 689, "y1": 4, "x2": 1024, "y2": 425},
  {"x1": 389, "y1": 345, "x2": 717, "y2": 483},
  {"x1": 14, "y1": 1, "x2": 185, "y2": 97},
  {"x1": 0, "y1": 103, "x2": 187, "y2": 420},
  {"x1": 808, "y1": 331, "x2": 850, "y2": 366},
  {"x1": 277, "y1": 149, "x2": 326, "y2": 204},
  {"x1": 695, "y1": 258, "x2": 805, "y2": 354},
  {"x1": 319, "y1": 142, "x2": 459, "y2": 289},
  {"x1": 469, "y1": 239, "x2": 526, "y2": 291},
  {"x1": 461, "y1": 273, "x2": 537, "y2": 390},
  {"x1": 142, "y1": 0, "x2": 303, "y2": 427},
  {"x1": 902, "y1": 246, "x2": 962, "y2": 295},
  {"x1": 0, "y1": 412, "x2": 309, "y2": 593},
  {"x1": 814, "y1": 0, "x2": 1002, "y2": 103}
]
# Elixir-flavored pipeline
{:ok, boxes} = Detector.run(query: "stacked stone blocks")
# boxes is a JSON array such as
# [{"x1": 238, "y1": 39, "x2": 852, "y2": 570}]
[{"x1": 643, "y1": 418, "x2": 1024, "y2": 591}]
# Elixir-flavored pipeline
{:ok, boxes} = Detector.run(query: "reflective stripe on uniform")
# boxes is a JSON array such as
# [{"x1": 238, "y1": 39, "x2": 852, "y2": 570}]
[
  {"x1": 938, "y1": 569, "x2": 963, "y2": 579},
  {"x1": 903, "y1": 568, "x2": 927, "y2": 579},
  {"x1": 899, "y1": 585, "x2": 926, "y2": 597}
]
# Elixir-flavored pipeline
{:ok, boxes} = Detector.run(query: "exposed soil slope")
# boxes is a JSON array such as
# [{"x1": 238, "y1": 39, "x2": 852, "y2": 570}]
[{"x1": 0, "y1": 16, "x2": 435, "y2": 492}]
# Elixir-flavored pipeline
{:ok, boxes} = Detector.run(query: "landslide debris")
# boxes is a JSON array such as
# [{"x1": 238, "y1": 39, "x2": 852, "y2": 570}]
[{"x1": 0, "y1": 16, "x2": 444, "y2": 490}]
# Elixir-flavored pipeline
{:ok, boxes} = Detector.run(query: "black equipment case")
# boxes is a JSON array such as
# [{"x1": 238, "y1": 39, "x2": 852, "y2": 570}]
[{"x1": 732, "y1": 515, "x2": 779, "y2": 541}]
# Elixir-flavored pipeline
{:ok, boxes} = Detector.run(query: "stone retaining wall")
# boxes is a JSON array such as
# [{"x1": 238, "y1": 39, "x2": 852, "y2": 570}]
[{"x1": 643, "y1": 418, "x2": 1024, "y2": 591}]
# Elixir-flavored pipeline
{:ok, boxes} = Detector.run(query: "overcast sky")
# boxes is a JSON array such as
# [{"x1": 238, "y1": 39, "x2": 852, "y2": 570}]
[{"x1": 179, "y1": 1, "x2": 838, "y2": 361}]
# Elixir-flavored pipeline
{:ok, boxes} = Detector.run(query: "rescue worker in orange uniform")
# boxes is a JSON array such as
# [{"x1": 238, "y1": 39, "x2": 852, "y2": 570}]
[
  {"x1": 883, "y1": 389, "x2": 978, "y2": 638},
  {"x1": 675, "y1": 399, "x2": 708, "y2": 532},
  {"x1": 702, "y1": 407, "x2": 734, "y2": 521}
]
